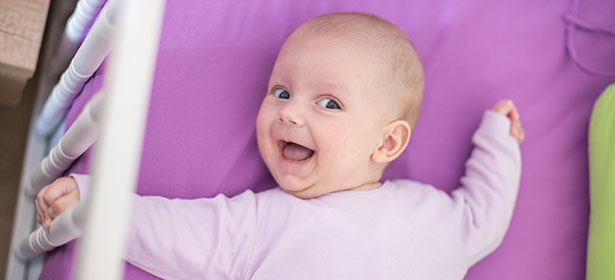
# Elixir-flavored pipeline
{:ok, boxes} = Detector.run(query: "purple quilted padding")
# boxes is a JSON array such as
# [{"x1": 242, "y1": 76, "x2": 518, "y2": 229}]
[{"x1": 40, "y1": 0, "x2": 615, "y2": 279}]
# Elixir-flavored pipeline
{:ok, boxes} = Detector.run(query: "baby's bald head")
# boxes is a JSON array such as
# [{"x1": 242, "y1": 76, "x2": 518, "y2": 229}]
[
  {"x1": 292, "y1": 12, "x2": 424, "y2": 128},
  {"x1": 259, "y1": 13, "x2": 424, "y2": 197}
]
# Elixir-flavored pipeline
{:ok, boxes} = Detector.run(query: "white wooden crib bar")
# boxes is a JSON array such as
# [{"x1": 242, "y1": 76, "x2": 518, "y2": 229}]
[{"x1": 34, "y1": 0, "x2": 116, "y2": 137}]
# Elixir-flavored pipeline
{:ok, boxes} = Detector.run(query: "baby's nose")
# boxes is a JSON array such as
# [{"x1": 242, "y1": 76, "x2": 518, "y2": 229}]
[{"x1": 278, "y1": 104, "x2": 305, "y2": 127}]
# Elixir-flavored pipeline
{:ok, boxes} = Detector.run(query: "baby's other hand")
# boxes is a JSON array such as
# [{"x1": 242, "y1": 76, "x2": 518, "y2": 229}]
[
  {"x1": 35, "y1": 177, "x2": 80, "y2": 232},
  {"x1": 491, "y1": 100, "x2": 525, "y2": 143}
]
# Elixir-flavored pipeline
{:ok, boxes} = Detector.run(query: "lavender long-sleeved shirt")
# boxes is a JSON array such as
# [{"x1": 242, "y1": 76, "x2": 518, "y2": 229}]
[{"x1": 73, "y1": 110, "x2": 521, "y2": 279}]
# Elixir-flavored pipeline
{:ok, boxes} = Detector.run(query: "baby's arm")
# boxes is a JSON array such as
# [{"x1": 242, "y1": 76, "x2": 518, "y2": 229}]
[
  {"x1": 450, "y1": 100, "x2": 523, "y2": 266},
  {"x1": 35, "y1": 175, "x2": 258, "y2": 279}
]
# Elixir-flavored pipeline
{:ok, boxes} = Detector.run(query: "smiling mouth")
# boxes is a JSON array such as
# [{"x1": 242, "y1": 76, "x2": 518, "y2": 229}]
[{"x1": 279, "y1": 141, "x2": 315, "y2": 162}]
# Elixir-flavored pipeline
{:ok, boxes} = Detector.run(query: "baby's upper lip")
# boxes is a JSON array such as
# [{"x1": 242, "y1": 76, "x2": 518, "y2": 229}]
[{"x1": 272, "y1": 126, "x2": 316, "y2": 151}]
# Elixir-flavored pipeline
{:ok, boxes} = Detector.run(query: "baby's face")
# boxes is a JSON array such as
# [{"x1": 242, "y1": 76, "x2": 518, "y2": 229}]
[{"x1": 256, "y1": 33, "x2": 395, "y2": 198}]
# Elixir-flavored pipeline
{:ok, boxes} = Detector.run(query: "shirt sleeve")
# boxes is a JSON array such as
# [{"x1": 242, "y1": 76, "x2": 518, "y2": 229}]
[
  {"x1": 449, "y1": 110, "x2": 522, "y2": 266},
  {"x1": 69, "y1": 174, "x2": 258, "y2": 279},
  {"x1": 70, "y1": 173, "x2": 91, "y2": 201}
]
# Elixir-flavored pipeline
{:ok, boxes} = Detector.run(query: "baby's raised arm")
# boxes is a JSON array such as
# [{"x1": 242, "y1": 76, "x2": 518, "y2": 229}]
[{"x1": 448, "y1": 100, "x2": 523, "y2": 265}]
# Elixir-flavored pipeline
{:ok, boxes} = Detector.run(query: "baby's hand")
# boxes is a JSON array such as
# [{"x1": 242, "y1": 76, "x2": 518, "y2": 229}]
[
  {"x1": 491, "y1": 100, "x2": 525, "y2": 142},
  {"x1": 35, "y1": 177, "x2": 80, "y2": 232}
]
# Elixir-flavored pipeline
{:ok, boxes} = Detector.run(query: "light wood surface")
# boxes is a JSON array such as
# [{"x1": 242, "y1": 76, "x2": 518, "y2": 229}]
[{"x1": 0, "y1": 0, "x2": 50, "y2": 107}]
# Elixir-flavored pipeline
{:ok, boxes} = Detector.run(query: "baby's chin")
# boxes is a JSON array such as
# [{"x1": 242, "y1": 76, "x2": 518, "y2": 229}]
[{"x1": 278, "y1": 181, "x2": 324, "y2": 199}]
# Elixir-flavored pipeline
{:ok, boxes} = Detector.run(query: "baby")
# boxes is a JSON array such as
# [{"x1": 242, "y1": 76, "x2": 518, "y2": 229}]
[{"x1": 35, "y1": 12, "x2": 524, "y2": 279}]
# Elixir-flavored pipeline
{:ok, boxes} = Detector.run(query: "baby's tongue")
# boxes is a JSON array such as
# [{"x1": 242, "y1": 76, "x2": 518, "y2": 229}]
[{"x1": 283, "y1": 142, "x2": 314, "y2": 161}]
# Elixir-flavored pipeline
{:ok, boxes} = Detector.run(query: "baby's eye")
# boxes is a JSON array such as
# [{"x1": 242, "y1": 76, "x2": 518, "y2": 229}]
[
  {"x1": 317, "y1": 97, "x2": 341, "y2": 110},
  {"x1": 274, "y1": 88, "x2": 290, "y2": 99}
]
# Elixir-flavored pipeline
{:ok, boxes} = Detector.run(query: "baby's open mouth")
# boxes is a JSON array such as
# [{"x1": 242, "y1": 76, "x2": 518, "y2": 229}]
[{"x1": 280, "y1": 141, "x2": 314, "y2": 161}]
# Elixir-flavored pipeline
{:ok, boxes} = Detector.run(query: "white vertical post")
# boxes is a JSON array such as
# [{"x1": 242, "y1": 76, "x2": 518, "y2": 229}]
[{"x1": 74, "y1": 0, "x2": 165, "y2": 278}]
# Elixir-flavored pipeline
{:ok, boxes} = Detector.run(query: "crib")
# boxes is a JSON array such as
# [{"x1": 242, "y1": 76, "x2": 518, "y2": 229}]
[
  {"x1": 7, "y1": 0, "x2": 164, "y2": 278},
  {"x1": 6, "y1": 0, "x2": 615, "y2": 279}
]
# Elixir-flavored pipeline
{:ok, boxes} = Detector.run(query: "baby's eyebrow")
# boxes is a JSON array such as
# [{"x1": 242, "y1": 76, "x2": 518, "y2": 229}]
[
  {"x1": 314, "y1": 81, "x2": 351, "y2": 96},
  {"x1": 268, "y1": 75, "x2": 291, "y2": 89}
]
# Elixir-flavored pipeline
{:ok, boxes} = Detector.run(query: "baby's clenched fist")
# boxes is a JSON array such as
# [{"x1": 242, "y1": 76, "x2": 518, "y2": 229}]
[
  {"x1": 35, "y1": 177, "x2": 80, "y2": 232},
  {"x1": 492, "y1": 100, "x2": 525, "y2": 143}
]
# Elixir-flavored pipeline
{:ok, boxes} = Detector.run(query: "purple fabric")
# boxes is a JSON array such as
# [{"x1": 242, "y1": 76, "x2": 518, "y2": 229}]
[{"x1": 40, "y1": 0, "x2": 615, "y2": 279}]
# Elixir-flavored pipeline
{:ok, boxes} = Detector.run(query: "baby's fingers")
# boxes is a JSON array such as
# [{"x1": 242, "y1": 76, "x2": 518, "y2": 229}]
[
  {"x1": 42, "y1": 178, "x2": 77, "y2": 208},
  {"x1": 508, "y1": 103, "x2": 520, "y2": 122},
  {"x1": 38, "y1": 177, "x2": 78, "y2": 231},
  {"x1": 35, "y1": 186, "x2": 49, "y2": 226},
  {"x1": 46, "y1": 190, "x2": 80, "y2": 220},
  {"x1": 43, "y1": 190, "x2": 80, "y2": 231},
  {"x1": 510, "y1": 119, "x2": 525, "y2": 143},
  {"x1": 518, "y1": 123, "x2": 526, "y2": 142},
  {"x1": 492, "y1": 100, "x2": 514, "y2": 115},
  {"x1": 492, "y1": 100, "x2": 521, "y2": 121}
]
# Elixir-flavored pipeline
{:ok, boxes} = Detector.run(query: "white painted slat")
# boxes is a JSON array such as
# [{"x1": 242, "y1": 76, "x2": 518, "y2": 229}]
[
  {"x1": 75, "y1": 0, "x2": 165, "y2": 278},
  {"x1": 35, "y1": 0, "x2": 118, "y2": 136}
]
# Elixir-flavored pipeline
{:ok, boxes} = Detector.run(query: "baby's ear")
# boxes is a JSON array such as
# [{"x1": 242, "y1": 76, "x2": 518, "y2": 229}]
[{"x1": 371, "y1": 120, "x2": 411, "y2": 164}]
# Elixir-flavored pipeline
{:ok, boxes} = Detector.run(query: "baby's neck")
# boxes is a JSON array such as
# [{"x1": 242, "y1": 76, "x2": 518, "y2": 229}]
[
  {"x1": 282, "y1": 179, "x2": 384, "y2": 199},
  {"x1": 346, "y1": 181, "x2": 382, "y2": 192}
]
